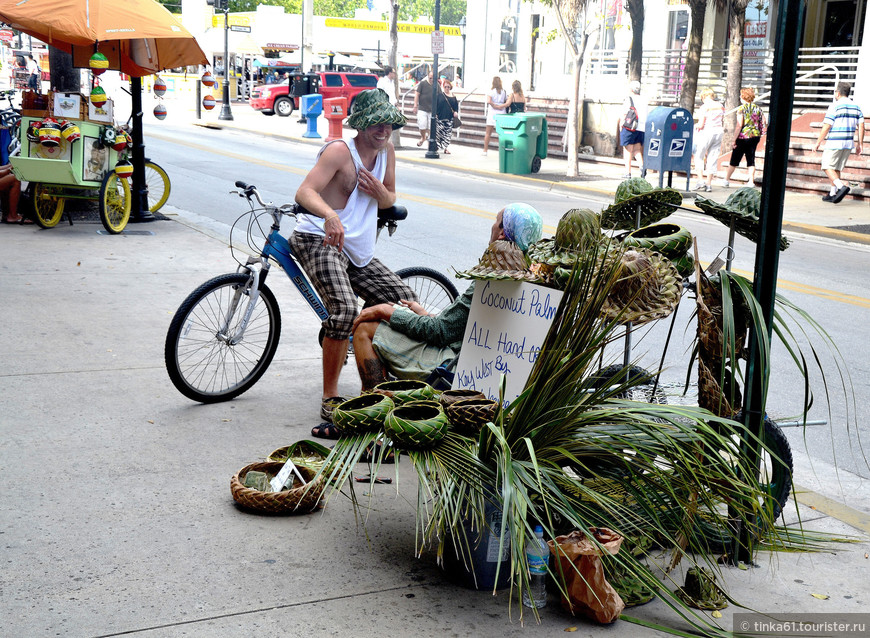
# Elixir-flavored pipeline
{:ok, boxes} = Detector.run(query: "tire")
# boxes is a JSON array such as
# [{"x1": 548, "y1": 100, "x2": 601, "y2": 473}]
[
  {"x1": 699, "y1": 414, "x2": 793, "y2": 551},
  {"x1": 32, "y1": 183, "x2": 65, "y2": 228},
  {"x1": 144, "y1": 161, "x2": 171, "y2": 213},
  {"x1": 165, "y1": 273, "x2": 282, "y2": 403},
  {"x1": 317, "y1": 267, "x2": 459, "y2": 348},
  {"x1": 395, "y1": 266, "x2": 459, "y2": 316},
  {"x1": 274, "y1": 97, "x2": 294, "y2": 117},
  {"x1": 99, "y1": 172, "x2": 131, "y2": 234},
  {"x1": 588, "y1": 364, "x2": 667, "y2": 404},
  {"x1": 531, "y1": 156, "x2": 542, "y2": 173}
]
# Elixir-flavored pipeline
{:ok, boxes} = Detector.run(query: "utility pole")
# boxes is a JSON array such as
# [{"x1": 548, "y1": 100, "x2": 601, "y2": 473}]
[{"x1": 425, "y1": 0, "x2": 442, "y2": 160}]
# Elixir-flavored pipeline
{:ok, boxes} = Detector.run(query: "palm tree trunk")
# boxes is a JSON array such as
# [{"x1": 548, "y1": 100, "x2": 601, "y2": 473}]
[
  {"x1": 680, "y1": 0, "x2": 708, "y2": 111},
  {"x1": 721, "y1": 1, "x2": 749, "y2": 157},
  {"x1": 625, "y1": 0, "x2": 645, "y2": 82}
]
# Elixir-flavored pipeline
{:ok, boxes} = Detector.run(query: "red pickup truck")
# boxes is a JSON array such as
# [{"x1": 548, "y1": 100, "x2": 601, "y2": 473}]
[{"x1": 250, "y1": 71, "x2": 379, "y2": 117}]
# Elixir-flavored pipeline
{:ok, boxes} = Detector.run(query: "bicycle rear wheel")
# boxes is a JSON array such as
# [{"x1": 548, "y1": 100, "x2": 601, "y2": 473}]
[
  {"x1": 144, "y1": 161, "x2": 171, "y2": 213},
  {"x1": 395, "y1": 266, "x2": 459, "y2": 315},
  {"x1": 165, "y1": 273, "x2": 282, "y2": 403},
  {"x1": 32, "y1": 183, "x2": 65, "y2": 228}
]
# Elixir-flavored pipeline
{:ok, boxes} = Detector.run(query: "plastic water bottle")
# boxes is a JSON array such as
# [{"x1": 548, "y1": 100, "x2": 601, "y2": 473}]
[{"x1": 522, "y1": 525, "x2": 548, "y2": 609}]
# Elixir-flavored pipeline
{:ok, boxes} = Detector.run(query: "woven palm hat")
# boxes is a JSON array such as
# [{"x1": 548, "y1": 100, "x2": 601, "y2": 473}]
[
  {"x1": 346, "y1": 88, "x2": 407, "y2": 130},
  {"x1": 694, "y1": 189, "x2": 790, "y2": 251},
  {"x1": 600, "y1": 189, "x2": 683, "y2": 231},
  {"x1": 455, "y1": 240, "x2": 536, "y2": 281},
  {"x1": 600, "y1": 247, "x2": 682, "y2": 326}
]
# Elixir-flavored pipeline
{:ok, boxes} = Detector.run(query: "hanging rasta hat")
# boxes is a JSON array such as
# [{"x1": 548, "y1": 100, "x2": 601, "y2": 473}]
[
  {"x1": 694, "y1": 187, "x2": 790, "y2": 250},
  {"x1": 455, "y1": 239, "x2": 535, "y2": 281},
  {"x1": 346, "y1": 88, "x2": 407, "y2": 130},
  {"x1": 600, "y1": 247, "x2": 682, "y2": 326},
  {"x1": 600, "y1": 177, "x2": 683, "y2": 231}
]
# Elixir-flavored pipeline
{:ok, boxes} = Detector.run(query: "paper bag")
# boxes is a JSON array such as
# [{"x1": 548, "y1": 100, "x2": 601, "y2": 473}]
[{"x1": 548, "y1": 527, "x2": 625, "y2": 624}]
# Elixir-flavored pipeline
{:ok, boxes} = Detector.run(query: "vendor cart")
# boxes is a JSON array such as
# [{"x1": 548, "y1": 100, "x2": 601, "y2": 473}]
[{"x1": 11, "y1": 97, "x2": 131, "y2": 233}]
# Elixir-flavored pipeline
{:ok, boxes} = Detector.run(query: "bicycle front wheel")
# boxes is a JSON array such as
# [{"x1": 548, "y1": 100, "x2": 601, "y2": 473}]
[
  {"x1": 99, "y1": 172, "x2": 131, "y2": 234},
  {"x1": 165, "y1": 273, "x2": 282, "y2": 403},
  {"x1": 144, "y1": 161, "x2": 171, "y2": 213},
  {"x1": 396, "y1": 266, "x2": 459, "y2": 315}
]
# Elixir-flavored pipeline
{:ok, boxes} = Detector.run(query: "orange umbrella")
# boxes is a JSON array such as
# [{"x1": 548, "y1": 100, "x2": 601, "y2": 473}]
[{"x1": 0, "y1": 0, "x2": 207, "y2": 77}]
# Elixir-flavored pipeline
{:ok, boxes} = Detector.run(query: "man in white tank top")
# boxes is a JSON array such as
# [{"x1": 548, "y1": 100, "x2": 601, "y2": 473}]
[{"x1": 291, "y1": 89, "x2": 419, "y2": 435}]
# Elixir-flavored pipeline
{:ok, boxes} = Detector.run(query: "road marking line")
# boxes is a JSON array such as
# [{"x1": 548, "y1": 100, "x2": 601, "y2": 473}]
[
  {"x1": 148, "y1": 132, "x2": 869, "y2": 308},
  {"x1": 793, "y1": 483, "x2": 870, "y2": 534}
]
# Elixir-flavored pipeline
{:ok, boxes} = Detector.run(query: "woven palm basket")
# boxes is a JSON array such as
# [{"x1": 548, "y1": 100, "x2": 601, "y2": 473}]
[
  {"x1": 384, "y1": 404, "x2": 449, "y2": 451},
  {"x1": 445, "y1": 398, "x2": 499, "y2": 435},
  {"x1": 600, "y1": 248, "x2": 682, "y2": 326},
  {"x1": 230, "y1": 462, "x2": 323, "y2": 514},
  {"x1": 371, "y1": 380, "x2": 437, "y2": 405},
  {"x1": 455, "y1": 240, "x2": 535, "y2": 281},
  {"x1": 332, "y1": 393, "x2": 394, "y2": 435},
  {"x1": 267, "y1": 440, "x2": 330, "y2": 472},
  {"x1": 439, "y1": 388, "x2": 487, "y2": 408}
]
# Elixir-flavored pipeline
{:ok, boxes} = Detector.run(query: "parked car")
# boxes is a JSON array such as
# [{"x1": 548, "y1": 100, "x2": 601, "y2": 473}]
[{"x1": 250, "y1": 71, "x2": 379, "y2": 117}]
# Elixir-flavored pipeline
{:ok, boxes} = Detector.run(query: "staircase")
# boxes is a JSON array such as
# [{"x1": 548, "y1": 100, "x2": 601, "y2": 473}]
[
  {"x1": 759, "y1": 112, "x2": 869, "y2": 201},
  {"x1": 400, "y1": 92, "x2": 570, "y2": 159}
]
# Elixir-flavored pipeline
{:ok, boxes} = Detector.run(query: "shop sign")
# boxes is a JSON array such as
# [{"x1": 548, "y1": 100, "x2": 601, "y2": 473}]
[
  {"x1": 452, "y1": 280, "x2": 564, "y2": 407},
  {"x1": 0, "y1": 29, "x2": 14, "y2": 43},
  {"x1": 324, "y1": 18, "x2": 461, "y2": 37}
]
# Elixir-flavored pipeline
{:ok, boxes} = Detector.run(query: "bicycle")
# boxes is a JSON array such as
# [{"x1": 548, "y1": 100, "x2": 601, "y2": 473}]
[{"x1": 164, "y1": 182, "x2": 459, "y2": 403}]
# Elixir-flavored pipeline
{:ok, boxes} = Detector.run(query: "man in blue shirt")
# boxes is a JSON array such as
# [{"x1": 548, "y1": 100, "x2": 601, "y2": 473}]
[{"x1": 814, "y1": 82, "x2": 864, "y2": 204}]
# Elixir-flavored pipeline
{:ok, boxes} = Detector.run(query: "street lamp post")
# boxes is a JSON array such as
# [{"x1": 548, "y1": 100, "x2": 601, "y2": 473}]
[
  {"x1": 218, "y1": 5, "x2": 233, "y2": 121},
  {"x1": 459, "y1": 16, "x2": 466, "y2": 86},
  {"x1": 424, "y1": 0, "x2": 442, "y2": 159}
]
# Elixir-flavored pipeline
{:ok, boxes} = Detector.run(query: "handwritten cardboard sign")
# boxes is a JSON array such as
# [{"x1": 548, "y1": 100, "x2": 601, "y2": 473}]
[{"x1": 452, "y1": 280, "x2": 564, "y2": 406}]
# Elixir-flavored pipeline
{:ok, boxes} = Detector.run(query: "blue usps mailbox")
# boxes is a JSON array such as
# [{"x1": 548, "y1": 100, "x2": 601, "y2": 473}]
[
  {"x1": 644, "y1": 106, "x2": 693, "y2": 190},
  {"x1": 300, "y1": 93, "x2": 323, "y2": 138}
]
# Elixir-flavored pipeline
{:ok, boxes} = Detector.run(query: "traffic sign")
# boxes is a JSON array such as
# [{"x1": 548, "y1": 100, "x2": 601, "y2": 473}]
[
  {"x1": 230, "y1": 25, "x2": 251, "y2": 33},
  {"x1": 431, "y1": 30, "x2": 444, "y2": 55}
]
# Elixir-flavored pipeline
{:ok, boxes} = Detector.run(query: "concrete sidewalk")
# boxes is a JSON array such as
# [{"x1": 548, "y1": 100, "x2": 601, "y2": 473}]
[
  {"x1": 181, "y1": 101, "x2": 870, "y2": 246},
  {"x1": 1, "y1": 104, "x2": 869, "y2": 637}
]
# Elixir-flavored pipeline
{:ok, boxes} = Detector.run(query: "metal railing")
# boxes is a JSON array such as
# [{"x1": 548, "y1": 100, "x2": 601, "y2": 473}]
[{"x1": 582, "y1": 46, "x2": 860, "y2": 110}]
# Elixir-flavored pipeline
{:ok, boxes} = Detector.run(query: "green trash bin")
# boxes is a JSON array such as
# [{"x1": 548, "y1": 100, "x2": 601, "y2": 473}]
[{"x1": 494, "y1": 113, "x2": 548, "y2": 175}]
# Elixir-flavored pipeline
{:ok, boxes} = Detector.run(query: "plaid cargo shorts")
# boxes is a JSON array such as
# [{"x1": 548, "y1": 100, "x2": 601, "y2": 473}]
[{"x1": 290, "y1": 231, "x2": 417, "y2": 340}]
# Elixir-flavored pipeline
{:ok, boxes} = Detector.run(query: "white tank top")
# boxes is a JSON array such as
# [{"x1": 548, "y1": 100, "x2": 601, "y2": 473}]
[{"x1": 294, "y1": 138, "x2": 387, "y2": 267}]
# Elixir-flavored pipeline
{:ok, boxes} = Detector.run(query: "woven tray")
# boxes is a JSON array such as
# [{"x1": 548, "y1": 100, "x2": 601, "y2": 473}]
[
  {"x1": 230, "y1": 462, "x2": 323, "y2": 514},
  {"x1": 439, "y1": 389, "x2": 486, "y2": 408}
]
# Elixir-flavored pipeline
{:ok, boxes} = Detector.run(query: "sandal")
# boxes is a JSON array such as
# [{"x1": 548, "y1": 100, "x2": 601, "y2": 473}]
[
  {"x1": 320, "y1": 395, "x2": 347, "y2": 421},
  {"x1": 359, "y1": 442, "x2": 396, "y2": 464},
  {"x1": 311, "y1": 421, "x2": 342, "y2": 440}
]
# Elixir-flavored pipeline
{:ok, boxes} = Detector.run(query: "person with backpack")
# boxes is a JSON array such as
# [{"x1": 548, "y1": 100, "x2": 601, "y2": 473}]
[{"x1": 618, "y1": 81, "x2": 647, "y2": 178}]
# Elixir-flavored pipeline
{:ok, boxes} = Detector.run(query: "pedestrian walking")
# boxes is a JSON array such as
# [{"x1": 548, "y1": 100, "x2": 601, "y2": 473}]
[
  {"x1": 723, "y1": 87, "x2": 766, "y2": 187},
  {"x1": 434, "y1": 80, "x2": 459, "y2": 154},
  {"x1": 413, "y1": 70, "x2": 434, "y2": 147},
  {"x1": 693, "y1": 88, "x2": 725, "y2": 192},
  {"x1": 814, "y1": 81, "x2": 864, "y2": 203},
  {"x1": 377, "y1": 65, "x2": 397, "y2": 105},
  {"x1": 506, "y1": 80, "x2": 526, "y2": 114},
  {"x1": 618, "y1": 80, "x2": 648, "y2": 178},
  {"x1": 482, "y1": 76, "x2": 508, "y2": 155}
]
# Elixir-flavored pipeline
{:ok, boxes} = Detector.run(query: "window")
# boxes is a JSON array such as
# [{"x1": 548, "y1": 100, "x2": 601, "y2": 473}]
[
  {"x1": 347, "y1": 75, "x2": 377, "y2": 87},
  {"x1": 324, "y1": 74, "x2": 342, "y2": 87}
]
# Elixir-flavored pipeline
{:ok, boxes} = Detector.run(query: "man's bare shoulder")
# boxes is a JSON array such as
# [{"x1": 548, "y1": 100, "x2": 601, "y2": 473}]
[{"x1": 317, "y1": 140, "x2": 352, "y2": 165}]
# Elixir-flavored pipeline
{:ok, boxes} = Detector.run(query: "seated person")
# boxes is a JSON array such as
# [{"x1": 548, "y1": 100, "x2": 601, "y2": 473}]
[
  {"x1": 351, "y1": 210, "x2": 514, "y2": 392},
  {"x1": 0, "y1": 165, "x2": 25, "y2": 223}
]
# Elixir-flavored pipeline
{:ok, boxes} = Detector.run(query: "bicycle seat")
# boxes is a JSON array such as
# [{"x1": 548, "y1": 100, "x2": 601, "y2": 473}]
[{"x1": 378, "y1": 205, "x2": 408, "y2": 222}]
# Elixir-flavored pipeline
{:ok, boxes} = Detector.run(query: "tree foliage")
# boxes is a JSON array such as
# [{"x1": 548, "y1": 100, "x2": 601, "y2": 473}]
[{"x1": 397, "y1": 0, "x2": 467, "y2": 25}]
